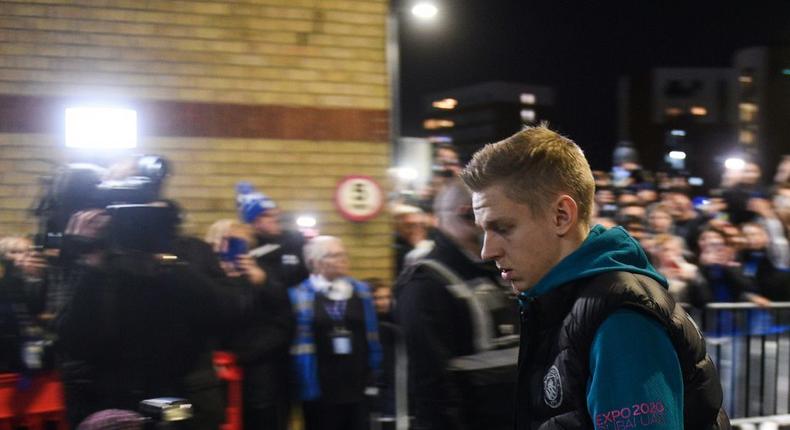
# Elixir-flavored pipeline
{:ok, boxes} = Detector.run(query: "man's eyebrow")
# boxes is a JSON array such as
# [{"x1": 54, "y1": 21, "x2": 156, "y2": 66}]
[{"x1": 478, "y1": 216, "x2": 507, "y2": 228}]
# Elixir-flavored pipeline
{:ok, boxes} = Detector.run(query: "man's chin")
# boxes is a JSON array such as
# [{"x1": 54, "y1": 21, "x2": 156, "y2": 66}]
[{"x1": 511, "y1": 280, "x2": 529, "y2": 293}]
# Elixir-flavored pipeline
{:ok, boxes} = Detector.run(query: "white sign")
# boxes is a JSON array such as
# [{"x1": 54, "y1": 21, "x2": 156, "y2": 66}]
[{"x1": 334, "y1": 175, "x2": 384, "y2": 222}]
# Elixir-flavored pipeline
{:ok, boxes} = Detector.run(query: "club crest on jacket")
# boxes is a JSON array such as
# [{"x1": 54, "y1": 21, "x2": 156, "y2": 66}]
[{"x1": 544, "y1": 365, "x2": 563, "y2": 409}]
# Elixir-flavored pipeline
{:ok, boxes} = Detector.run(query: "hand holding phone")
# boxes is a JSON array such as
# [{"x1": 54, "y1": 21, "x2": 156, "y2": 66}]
[
  {"x1": 221, "y1": 237, "x2": 248, "y2": 269},
  {"x1": 236, "y1": 255, "x2": 267, "y2": 286}
]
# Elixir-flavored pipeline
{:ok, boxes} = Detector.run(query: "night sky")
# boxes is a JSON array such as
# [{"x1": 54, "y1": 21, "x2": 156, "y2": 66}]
[{"x1": 398, "y1": 0, "x2": 790, "y2": 169}]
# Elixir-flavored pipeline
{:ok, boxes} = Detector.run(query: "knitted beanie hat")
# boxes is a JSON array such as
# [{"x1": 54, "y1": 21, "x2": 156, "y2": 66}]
[{"x1": 236, "y1": 182, "x2": 277, "y2": 224}]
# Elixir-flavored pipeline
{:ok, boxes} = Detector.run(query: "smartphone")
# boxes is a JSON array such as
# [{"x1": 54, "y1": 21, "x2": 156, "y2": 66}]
[{"x1": 221, "y1": 237, "x2": 248, "y2": 267}]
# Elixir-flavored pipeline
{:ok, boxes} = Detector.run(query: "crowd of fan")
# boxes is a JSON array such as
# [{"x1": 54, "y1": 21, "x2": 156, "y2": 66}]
[
  {"x1": 394, "y1": 152, "x2": 790, "y2": 309},
  {"x1": 590, "y1": 156, "x2": 790, "y2": 309},
  {"x1": 1, "y1": 148, "x2": 789, "y2": 430},
  {"x1": 0, "y1": 181, "x2": 389, "y2": 430}
]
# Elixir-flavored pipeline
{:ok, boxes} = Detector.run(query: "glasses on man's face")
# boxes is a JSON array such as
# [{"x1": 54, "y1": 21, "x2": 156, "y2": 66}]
[{"x1": 323, "y1": 251, "x2": 348, "y2": 260}]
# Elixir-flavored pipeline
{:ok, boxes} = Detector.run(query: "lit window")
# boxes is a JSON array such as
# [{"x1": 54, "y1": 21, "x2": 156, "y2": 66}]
[
  {"x1": 520, "y1": 109, "x2": 536, "y2": 123},
  {"x1": 739, "y1": 103, "x2": 758, "y2": 122},
  {"x1": 520, "y1": 93, "x2": 536, "y2": 105},
  {"x1": 65, "y1": 107, "x2": 138, "y2": 150},
  {"x1": 428, "y1": 135, "x2": 452, "y2": 143},
  {"x1": 670, "y1": 129, "x2": 686, "y2": 137},
  {"x1": 739, "y1": 129, "x2": 755, "y2": 144},
  {"x1": 738, "y1": 75, "x2": 753, "y2": 84},
  {"x1": 690, "y1": 106, "x2": 707, "y2": 116},
  {"x1": 432, "y1": 98, "x2": 458, "y2": 110},
  {"x1": 423, "y1": 119, "x2": 455, "y2": 130},
  {"x1": 665, "y1": 107, "x2": 683, "y2": 117}
]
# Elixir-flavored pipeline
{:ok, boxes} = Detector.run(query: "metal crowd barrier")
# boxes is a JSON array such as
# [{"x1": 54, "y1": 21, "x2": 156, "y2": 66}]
[
  {"x1": 369, "y1": 321, "x2": 409, "y2": 430},
  {"x1": 690, "y1": 302, "x2": 790, "y2": 422}
]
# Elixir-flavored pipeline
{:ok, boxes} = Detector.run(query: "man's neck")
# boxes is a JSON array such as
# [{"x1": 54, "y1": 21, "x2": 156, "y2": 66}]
[{"x1": 557, "y1": 224, "x2": 590, "y2": 263}]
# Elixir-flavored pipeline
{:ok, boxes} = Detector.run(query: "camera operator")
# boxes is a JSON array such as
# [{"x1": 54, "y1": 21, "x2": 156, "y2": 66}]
[
  {"x1": 37, "y1": 155, "x2": 261, "y2": 430},
  {"x1": 54, "y1": 207, "x2": 252, "y2": 430}
]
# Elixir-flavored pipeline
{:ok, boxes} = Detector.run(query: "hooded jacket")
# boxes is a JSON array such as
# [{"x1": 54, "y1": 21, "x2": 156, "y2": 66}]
[{"x1": 515, "y1": 225, "x2": 727, "y2": 430}]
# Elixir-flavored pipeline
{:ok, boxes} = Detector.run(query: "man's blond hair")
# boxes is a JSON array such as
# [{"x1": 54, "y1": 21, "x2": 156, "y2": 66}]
[{"x1": 460, "y1": 125, "x2": 595, "y2": 225}]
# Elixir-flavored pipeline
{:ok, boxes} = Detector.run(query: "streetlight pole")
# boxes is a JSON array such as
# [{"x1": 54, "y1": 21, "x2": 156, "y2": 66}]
[
  {"x1": 387, "y1": 1, "x2": 438, "y2": 164},
  {"x1": 385, "y1": 7, "x2": 437, "y2": 427},
  {"x1": 387, "y1": 0, "x2": 402, "y2": 163}
]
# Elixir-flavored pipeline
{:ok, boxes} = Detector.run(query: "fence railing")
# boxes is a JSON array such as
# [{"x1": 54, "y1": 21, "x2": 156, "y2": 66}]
[{"x1": 688, "y1": 302, "x2": 790, "y2": 421}]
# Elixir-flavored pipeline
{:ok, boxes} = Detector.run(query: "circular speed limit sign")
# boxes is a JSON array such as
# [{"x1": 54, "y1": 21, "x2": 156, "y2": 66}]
[{"x1": 334, "y1": 175, "x2": 384, "y2": 222}]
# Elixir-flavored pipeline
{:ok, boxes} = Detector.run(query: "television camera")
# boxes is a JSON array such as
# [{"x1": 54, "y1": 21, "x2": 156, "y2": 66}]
[{"x1": 33, "y1": 155, "x2": 179, "y2": 259}]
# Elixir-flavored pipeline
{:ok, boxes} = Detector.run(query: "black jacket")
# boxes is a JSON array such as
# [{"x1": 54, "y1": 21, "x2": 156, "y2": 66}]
[
  {"x1": 226, "y1": 278, "x2": 294, "y2": 407},
  {"x1": 516, "y1": 271, "x2": 728, "y2": 430},
  {"x1": 699, "y1": 263, "x2": 755, "y2": 303},
  {"x1": 0, "y1": 260, "x2": 26, "y2": 372},
  {"x1": 252, "y1": 231, "x2": 309, "y2": 289},
  {"x1": 55, "y1": 249, "x2": 246, "y2": 429},
  {"x1": 394, "y1": 230, "x2": 517, "y2": 430},
  {"x1": 739, "y1": 250, "x2": 790, "y2": 301},
  {"x1": 175, "y1": 237, "x2": 295, "y2": 407}
]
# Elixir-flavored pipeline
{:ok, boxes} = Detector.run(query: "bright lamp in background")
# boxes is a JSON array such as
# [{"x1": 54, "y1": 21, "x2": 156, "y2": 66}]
[
  {"x1": 725, "y1": 157, "x2": 746, "y2": 170},
  {"x1": 411, "y1": 2, "x2": 438, "y2": 19},
  {"x1": 65, "y1": 107, "x2": 137, "y2": 150},
  {"x1": 296, "y1": 215, "x2": 319, "y2": 239},
  {"x1": 296, "y1": 215, "x2": 317, "y2": 228},
  {"x1": 395, "y1": 166, "x2": 419, "y2": 181},
  {"x1": 668, "y1": 151, "x2": 686, "y2": 160}
]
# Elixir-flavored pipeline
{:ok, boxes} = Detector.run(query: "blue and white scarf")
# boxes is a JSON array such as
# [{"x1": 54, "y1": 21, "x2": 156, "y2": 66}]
[{"x1": 289, "y1": 276, "x2": 382, "y2": 401}]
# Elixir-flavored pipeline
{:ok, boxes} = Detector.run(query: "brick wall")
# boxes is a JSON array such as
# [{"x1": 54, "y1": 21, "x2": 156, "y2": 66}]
[{"x1": 0, "y1": 0, "x2": 393, "y2": 281}]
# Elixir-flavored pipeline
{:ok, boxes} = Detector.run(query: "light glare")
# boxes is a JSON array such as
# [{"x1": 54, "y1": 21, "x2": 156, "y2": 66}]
[
  {"x1": 296, "y1": 216, "x2": 317, "y2": 228},
  {"x1": 396, "y1": 167, "x2": 419, "y2": 181},
  {"x1": 65, "y1": 107, "x2": 137, "y2": 150},
  {"x1": 411, "y1": 2, "x2": 438, "y2": 19},
  {"x1": 668, "y1": 151, "x2": 686, "y2": 160},
  {"x1": 725, "y1": 157, "x2": 745, "y2": 170}
]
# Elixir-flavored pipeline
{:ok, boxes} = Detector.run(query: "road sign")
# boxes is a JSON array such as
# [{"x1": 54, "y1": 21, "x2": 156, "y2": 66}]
[{"x1": 334, "y1": 175, "x2": 384, "y2": 222}]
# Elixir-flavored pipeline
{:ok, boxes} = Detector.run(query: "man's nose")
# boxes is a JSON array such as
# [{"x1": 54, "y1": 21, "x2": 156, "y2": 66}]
[{"x1": 480, "y1": 234, "x2": 500, "y2": 262}]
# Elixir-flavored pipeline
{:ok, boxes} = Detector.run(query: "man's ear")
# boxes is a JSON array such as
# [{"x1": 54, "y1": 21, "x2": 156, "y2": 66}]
[{"x1": 553, "y1": 195, "x2": 578, "y2": 236}]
